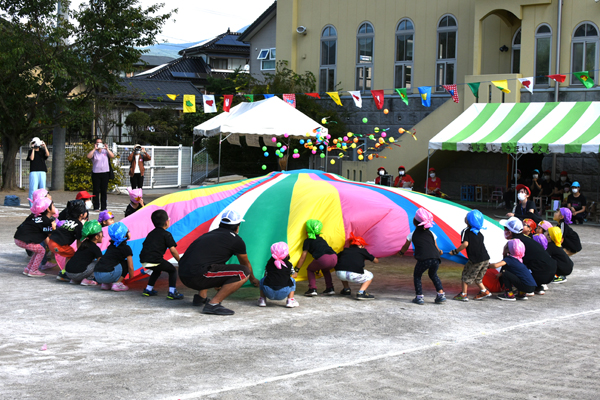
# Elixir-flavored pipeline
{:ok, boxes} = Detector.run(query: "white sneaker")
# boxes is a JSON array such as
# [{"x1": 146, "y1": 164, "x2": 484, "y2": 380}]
[
  {"x1": 257, "y1": 297, "x2": 267, "y2": 307},
  {"x1": 286, "y1": 299, "x2": 299, "y2": 308},
  {"x1": 542, "y1": 284, "x2": 549, "y2": 291}
]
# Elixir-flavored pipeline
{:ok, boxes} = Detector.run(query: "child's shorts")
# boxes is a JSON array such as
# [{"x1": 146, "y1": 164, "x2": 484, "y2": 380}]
[
  {"x1": 48, "y1": 239, "x2": 76, "y2": 258},
  {"x1": 336, "y1": 269, "x2": 373, "y2": 284},
  {"x1": 260, "y1": 277, "x2": 296, "y2": 301},
  {"x1": 95, "y1": 264, "x2": 122, "y2": 284},
  {"x1": 461, "y1": 260, "x2": 489, "y2": 284}
]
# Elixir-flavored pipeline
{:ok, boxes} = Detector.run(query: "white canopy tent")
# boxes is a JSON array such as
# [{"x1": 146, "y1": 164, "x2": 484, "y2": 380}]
[{"x1": 193, "y1": 96, "x2": 328, "y2": 181}]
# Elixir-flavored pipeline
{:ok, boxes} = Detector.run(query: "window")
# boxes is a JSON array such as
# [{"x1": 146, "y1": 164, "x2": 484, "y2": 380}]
[
  {"x1": 320, "y1": 25, "x2": 337, "y2": 92},
  {"x1": 258, "y1": 48, "x2": 276, "y2": 70},
  {"x1": 571, "y1": 22, "x2": 599, "y2": 85},
  {"x1": 436, "y1": 15, "x2": 457, "y2": 91},
  {"x1": 535, "y1": 24, "x2": 552, "y2": 85},
  {"x1": 211, "y1": 58, "x2": 227, "y2": 70},
  {"x1": 512, "y1": 28, "x2": 521, "y2": 74},
  {"x1": 355, "y1": 22, "x2": 374, "y2": 92},
  {"x1": 395, "y1": 18, "x2": 414, "y2": 90}
]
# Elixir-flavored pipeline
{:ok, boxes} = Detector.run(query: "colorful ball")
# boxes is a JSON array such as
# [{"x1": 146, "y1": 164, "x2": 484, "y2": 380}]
[
  {"x1": 330, "y1": 159, "x2": 336, "y2": 164},
  {"x1": 348, "y1": 132, "x2": 353, "y2": 137},
  {"x1": 333, "y1": 139, "x2": 338, "y2": 144},
  {"x1": 374, "y1": 127, "x2": 380, "y2": 133},
  {"x1": 293, "y1": 149, "x2": 299, "y2": 154},
  {"x1": 389, "y1": 137, "x2": 395, "y2": 143},
  {"x1": 271, "y1": 137, "x2": 277, "y2": 143},
  {"x1": 312, "y1": 149, "x2": 317, "y2": 154},
  {"x1": 262, "y1": 165, "x2": 267, "y2": 170},
  {"x1": 284, "y1": 133, "x2": 289, "y2": 138},
  {"x1": 264, "y1": 152, "x2": 269, "y2": 157},
  {"x1": 362, "y1": 117, "x2": 368, "y2": 123},
  {"x1": 262, "y1": 146, "x2": 267, "y2": 151},
  {"x1": 343, "y1": 136, "x2": 348, "y2": 142},
  {"x1": 300, "y1": 139, "x2": 305, "y2": 145},
  {"x1": 368, "y1": 154, "x2": 373, "y2": 160},
  {"x1": 381, "y1": 132, "x2": 387, "y2": 138},
  {"x1": 398, "y1": 128, "x2": 405, "y2": 134},
  {"x1": 358, "y1": 155, "x2": 364, "y2": 160},
  {"x1": 277, "y1": 142, "x2": 282, "y2": 147},
  {"x1": 321, "y1": 118, "x2": 327, "y2": 124},
  {"x1": 320, "y1": 153, "x2": 325, "y2": 158},
  {"x1": 351, "y1": 143, "x2": 356, "y2": 148},
  {"x1": 383, "y1": 109, "x2": 389, "y2": 114},
  {"x1": 353, "y1": 138, "x2": 359, "y2": 143}
]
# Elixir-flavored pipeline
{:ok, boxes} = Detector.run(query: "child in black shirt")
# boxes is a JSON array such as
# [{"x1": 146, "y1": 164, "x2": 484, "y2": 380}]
[
  {"x1": 124, "y1": 188, "x2": 144, "y2": 217},
  {"x1": 65, "y1": 220, "x2": 103, "y2": 286},
  {"x1": 48, "y1": 199, "x2": 87, "y2": 281},
  {"x1": 554, "y1": 208, "x2": 581, "y2": 256},
  {"x1": 296, "y1": 219, "x2": 338, "y2": 297},
  {"x1": 257, "y1": 242, "x2": 298, "y2": 308},
  {"x1": 139, "y1": 209, "x2": 183, "y2": 300},
  {"x1": 547, "y1": 227, "x2": 574, "y2": 283},
  {"x1": 450, "y1": 210, "x2": 491, "y2": 301},
  {"x1": 94, "y1": 222, "x2": 134, "y2": 291},
  {"x1": 335, "y1": 233, "x2": 379, "y2": 300}
]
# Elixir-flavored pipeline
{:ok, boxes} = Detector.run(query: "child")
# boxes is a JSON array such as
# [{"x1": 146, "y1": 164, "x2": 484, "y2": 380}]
[
  {"x1": 124, "y1": 188, "x2": 144, "y2": 217},
  {"x1": 554, "y1": 208, "x2": 582, "y2": 256},
  {"x1": 94, "y1": 222, "x2": 134, "y2": 291},
  {"x1": 28, "y1": 188, "x2": 52, "y2": 205},
  {"x1": 335, "y1": 233, "x2": 379, "y2": 300},
  {"x1": 533, "y1": 233, "x2": 548, "y2": 250},
  {"x1": 547, "y1": 227, "x2": 574, "y2": 283},
  {"x1": 57, "y1": 191, "x2": 93, "y2": 220},
  {"x1": 489, "y1": 239, "x2": 537, "y2": 301},
  {"x1": 522, "y1": 218, "x2": 537, "y2": 237},
  {"x1": 450, "y1": 210, "x2": 491, "y2": 301},
  {"x1": 139, "y1": 209, "x2": 183, "y2": 300},
  {"x1": 535, "y1": 220, "x2": 553, "y2": 239},
  {"x1": 48, "y1": 199, "x2": 87, "y2": 281},
  {"x1": 257, "y1": 242, "x2": 299, "y2": 308},
  {"x1": 98, "y1": 210, "x2": 115, "y2": 227},
  {"x1": 14, "y1": 197, "x2": 56, "y2": 277},
  {"x1": 399, "y1": 208, "x2": 446, "y2": 305},
  {"x1": 64, "y1": 220, "x2": 103, "y2": 286},
  {"x1": 295, "y1": 219, "x2": 338, "y2": 296}
]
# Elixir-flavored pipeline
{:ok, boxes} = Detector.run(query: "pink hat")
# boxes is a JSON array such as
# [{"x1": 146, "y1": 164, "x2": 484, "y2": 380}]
[
  {"x1": 538, "y1": 220, "x2": 553, "y2": 232},
  {"x1": 30, "y1": 197, "x2": 52, "y2": 217},
  {"x1": 508, "y1": 239, "x2": 525, "y2": 264},
  {"x1": 415, "y1": 207, "x2": 434, "y2": 229},
  {"x1": 127, "y1": 188, "x2": 143, "y2": 204},
  {"x1": 270, "y1": 242, "x2": 289, "y2": 269},
  {"x1": 27, "y1": 188, "x2": 48, "y2": 204}
]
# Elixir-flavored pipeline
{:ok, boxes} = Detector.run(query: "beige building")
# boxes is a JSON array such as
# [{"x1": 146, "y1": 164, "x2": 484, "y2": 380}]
[{"x1": 274, "y1": 0, "x2": 600, "y2": 191}]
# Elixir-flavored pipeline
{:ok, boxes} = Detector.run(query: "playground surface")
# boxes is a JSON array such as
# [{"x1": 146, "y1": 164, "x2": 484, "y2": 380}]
[{"x1": 1, "y1": 193, "x2": 599, "y2": 399}]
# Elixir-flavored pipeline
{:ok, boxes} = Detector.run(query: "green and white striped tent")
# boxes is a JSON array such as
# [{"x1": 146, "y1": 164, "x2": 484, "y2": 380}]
[{"x1": 429, "y1": 102, "x2": 600, "y2": 154}]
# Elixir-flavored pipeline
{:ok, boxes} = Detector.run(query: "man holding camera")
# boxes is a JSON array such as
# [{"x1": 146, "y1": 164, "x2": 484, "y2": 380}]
[
  {"x1": 28, "y1": 137, "x2": 49, "y2": 206},
  {"x1": 127, "y1": 144, "x2": 151, "y2": 189},
  {"x1": 86, "y1": 138, "x2": 115, "y2": 211}
]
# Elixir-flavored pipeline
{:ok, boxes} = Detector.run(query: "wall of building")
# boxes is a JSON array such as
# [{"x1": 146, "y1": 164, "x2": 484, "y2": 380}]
[{"x1": 248, "y1": 14, "x2": 277, "y2": 82}]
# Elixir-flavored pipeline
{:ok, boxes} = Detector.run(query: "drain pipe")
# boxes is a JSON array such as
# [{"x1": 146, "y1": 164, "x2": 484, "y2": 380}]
[{"x1": 552, "y1": 0, "x2": 563, "y2": 178}]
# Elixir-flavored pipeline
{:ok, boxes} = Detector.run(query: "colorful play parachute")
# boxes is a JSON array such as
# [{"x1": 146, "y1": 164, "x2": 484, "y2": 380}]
[{"x1": 102, "y1": 169, "x2": 505, "y2": 281}]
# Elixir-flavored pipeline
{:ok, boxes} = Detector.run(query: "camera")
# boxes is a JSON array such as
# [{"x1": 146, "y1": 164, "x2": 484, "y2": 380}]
[{"x1": 97, "y1": 143, "x2": 105, "y2": 149}]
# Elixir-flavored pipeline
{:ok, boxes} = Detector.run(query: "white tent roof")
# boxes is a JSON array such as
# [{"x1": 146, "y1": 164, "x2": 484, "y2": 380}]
[{"x1": 193, "y1": 96, "x2": 327, "y2": 138}]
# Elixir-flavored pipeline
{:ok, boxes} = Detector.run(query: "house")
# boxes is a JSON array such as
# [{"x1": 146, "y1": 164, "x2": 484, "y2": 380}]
[
  {"x1": 132, "y1": 55, "x2": 175, "y2": 77},
  {"x1": 237, "y1": 1, "x2": 277, "y2": 82},
  {"x1": 134, "y1": 56, "x2": 211, "y2": 89}
]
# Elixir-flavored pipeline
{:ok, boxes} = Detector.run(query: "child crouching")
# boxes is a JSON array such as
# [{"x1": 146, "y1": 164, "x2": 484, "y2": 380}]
[
  {"x1": 258, "y1": 242, "x2": 299, "y2": 308},
  {"x1": 64, "y1": 220, "x2": 103, "y2": 285},
  {"x1": 94, "y1": 222, "x2": 134, "y2": 291},
  {"x1": 335, "y1": 233, "x2": 379, "y2": 300},
  {"x1": 489, "y1": 239, "x2": 537, "y2": 301}
]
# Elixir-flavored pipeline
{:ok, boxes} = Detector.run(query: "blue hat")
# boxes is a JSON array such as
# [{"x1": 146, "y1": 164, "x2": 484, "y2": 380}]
[
  {"x1": 108, "y1": 222, "x2": 129, "y2": 247},
  {"x1": 571, "y1": 181, "x2": 580, "y2": 187},
  {"x1": 533, "y1": 169, "x2": 540, "y2": 174},
  {"x1": 466, "y1": 210, "x2": 486, "y2": 235}
]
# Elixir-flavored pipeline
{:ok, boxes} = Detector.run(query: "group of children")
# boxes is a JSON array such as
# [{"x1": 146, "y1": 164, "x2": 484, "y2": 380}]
[{"x1": 15, "y1": 187, "x2": 582, "y2": 308}]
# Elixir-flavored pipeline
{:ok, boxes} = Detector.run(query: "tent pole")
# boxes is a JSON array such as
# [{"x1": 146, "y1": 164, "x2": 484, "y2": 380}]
[
  {"x1": 426, "y1": 149, "x2": 435, "y2": 194},
  {"x1": 286, "y1": 137, "x2": 291, "y2": 171},
  {"x1": 325, "y1": 145, "x2": 329, "y2": 172},
  {"x1": 218, "y1": 132, "x2": 222, "y2": 184}
]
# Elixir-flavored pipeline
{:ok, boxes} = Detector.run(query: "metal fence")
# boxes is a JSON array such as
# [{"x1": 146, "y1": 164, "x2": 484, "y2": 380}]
[{"x1": 191, "y1": 147, "x2": 218, "y2": 185}]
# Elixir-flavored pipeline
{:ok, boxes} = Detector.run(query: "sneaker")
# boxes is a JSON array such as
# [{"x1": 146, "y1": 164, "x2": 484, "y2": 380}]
[
  {"x1": 80, "y1": 278, "x2": 97, "y2": 286},
  {"x1": 435, "y1": 293, "x2": 447, "y2": 304},
  {"x1": 304, "y1": 288, "x2": 318, "y2": 297},
  {"x1": 39, "y1": 262, "x2": 57, "y2": 271},
  {"x1": 340, "y1": 288, "x2": 351, "y2": 296},
  {"x1": 534, "y1": 286, "x2": 546, "y2": 295},
  {"x1": 516, "y1": 291, "x2": 528, "y2": 300},
  {"x1": 202, "y1": 302, "x2": 235, "y2": 315},
  {"x1": 142, "y1": 289, "x2": 158, "y2": 297},
  {"x1": 322, "y1": 287, "x2": 335, "y2": 295},
  {"x1": 453, "y1": 293, "x2": 469, "y2": 302},
  {"x1": 193, "y1": 294, "x2": 208, "y2": 306},
  {"x1": 69, "y1": 279, "x2": 80, "y2": 285},
  {"x1": 525, "y1": 292, "x2": 535, "y2": 297},
  {"x1": 167, "y1": 290, "x2": 184, "y2": 300},
  {"x1": 257, "y1": 297, "x2": 267, "y2": 307},
  {"x1": 111, "y1": 282, "x2": 129, "y2": 292},
  {"x1": 552, "y1": 275, "x2": 567, "y2": 284},
  {"x1": 286, "y1": 298, "x2": 299, "y2": 308},
  {"x1": 56, "y1": 271, "x2": 70, "y2": 282},
  {"x1": 412, "y1": 296, "x2": 425, "y2": 305},
  {"x1": 542, "y1": 284, "x2": 549, "y2": 291},
  {"x1": 22, "y1": 268, "x2": 29, "y2": 275},
  {"x1": 473, "y1": 290, "x2": 492, "y2": 300},
  {"x1": 356, "y1": 292, "x2": 375, "y2": 300},
  {"x1": 497, "y1": 291, "x2": 516, "y2": 301},
  {"x1": 100, "y1": 283, "x2": 112, "y2": 290},
  {"x1": 27, "y1": 269, "x2": 45, "y2": 277}
]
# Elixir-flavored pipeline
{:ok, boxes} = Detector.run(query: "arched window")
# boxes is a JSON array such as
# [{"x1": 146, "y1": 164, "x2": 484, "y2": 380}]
[
  {"x1": 512, "y1": 28, "x2": 521, "y2": 74},
  {"x1": 356, "y1": 22, "x2": 374, "y2": 92},
  {"x1": 535, "y1": 24, "x2": 552, "y2": 85},
  {"x1": 436, "y1": 15, "x2": 457, "y2": 91},
  {"x1": 395, "y1": 18, "x2": 414, "y2": 90},
  {"x1": 320, "y1": 25, "x2": 337, "y2": 93},
  {"x1": 571, "y1": 22, "x2": 599, "y2": 85}
]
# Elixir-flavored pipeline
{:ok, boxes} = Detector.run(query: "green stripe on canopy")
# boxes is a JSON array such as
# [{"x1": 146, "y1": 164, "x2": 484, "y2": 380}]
[
  {"x1": 501, "y1": 102, "x2": 560, "y2": 153},
  {"x1": 441, "y1": 103, "x2": 500, "y2": 151},
  {"x1": 564, "y1": 114, "x2": 600, "y2": 153}
]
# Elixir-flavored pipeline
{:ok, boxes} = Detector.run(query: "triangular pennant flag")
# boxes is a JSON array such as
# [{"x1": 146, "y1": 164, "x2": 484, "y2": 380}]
[
  {"x1": 395, "y1": 88, "x2": 409, "y2": 106},
  {"x1": 244, "y1": 94, "x2": 254, "y2": 102},
  {"x1": 418, "y1": 87, "x2": 431, "y2": 107},
  {"x1": 442, "y1": 84, "x2": 459, "y2": 103},
  {"x1": 326, "y1": 92, "x2": 343, "y2": 106},
  {"x1": 467, "y1": 82, "x2": 480, "y2": 99},
  {"x1": 547, "y1": 74, "x2": 566, "y2": 83},
  {"x1": 203, "y1": 95, "x2": 216, "y2": 113},
  {"x1": 370, "y1": 90, "x2": 385, "y2": 110},
  {"x1": 348, "y1": 91, "x2": 362, "y2": 108},
  {"x1": 183, "y1": 95, "x2": 196, "y2": 113},
  {"x1": 222, "y1": 94, "x2": 233, "y2": 112},
  {"x1": 491, "y1": 80, "x2": 511, "y2": 93},
  {"x1": 573, "y1": 71, "x2": 595, "y2": 89},
  {"x1": 283, "y1": 93, "x2": 296, "y2": 108},
  {"x1": 305, "y1": 93, "x2": 321, "y2": 99},
  {"x1": 166, "y1": 94, "x2": 178, "y2": 101},
  {"x1": 518, "y1": 77, "x2": 534, "y2": 94},
  {"x1": 263, "y1": 94, "x2": 274, "y2": 99}
]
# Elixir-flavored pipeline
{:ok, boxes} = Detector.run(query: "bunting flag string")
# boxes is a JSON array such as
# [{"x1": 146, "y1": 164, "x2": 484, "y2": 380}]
[
  {"x1": 283, "y1": 93, "x2": 296, "y2": 108},
  {"x1": 442, "y1": 84, "x2": 459, "y2": 103},
  {"x1": 326, "y1": 92, "x2": 343, "y2": 106},
  {"x1": 547, "y1": 74, "x2": 567, "y2": 83},
  {"x1": 183, "y1": 95, "x2": 196, "y2": 113},
  {"x1": 518, "y1": 77, "x2": 534, "y2": 94},
  {"x1": 244, "y1": 94, "x2": 254, "y2": 102},
  {"x1": 467, "y1": 82, "x2": 480, "y2": 99},
  {"x1": 348, "y1": 91, "x2": 362, "y2": 108},
  {"x1": 305, "y1": 93, "x2": 321, "y2": 99},
  {"x1": 370, "y1": 90, "x2": 385, "y2": 109},
  {"x1": 418, "y1": 87, "x2": 431, "y2": 107},
  {"x1": 573, "y1": 71, "x2": 594, "y2": 88},
  {"x1": 202, "y1": 94, "x2": 216, "y2": 113},
  {"x1": 166, "y1": 94, "x2": 178, "y2": 101},
  {"x1": 395, "y1": 88, "x2": 409, "y2": 106},
  {"x1": 222, "y1": 94, "x2": 233, "y2": 112},
  {"x1": 491, "y1": 80, "x2": 511, "y2": 94}
]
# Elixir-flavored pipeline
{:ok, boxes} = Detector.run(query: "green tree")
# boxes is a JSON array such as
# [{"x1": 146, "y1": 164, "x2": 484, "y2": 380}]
[{"x1": 124, "y1": 111, "x2": 151, "y2": 144}]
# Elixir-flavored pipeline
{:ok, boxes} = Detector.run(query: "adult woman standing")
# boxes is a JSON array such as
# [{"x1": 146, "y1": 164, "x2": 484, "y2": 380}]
[
  {"x1": 86, "y1": 138, "x2": 115, "y2": 211},
  {"x1": 567, "y1": 181, "x2": 587, "y2": 224},
  {"x1": 27, "y1": 137, "x2": 49, "y2": 206},
  {"x1": 127, "y1": 144, "x2": 151, "y2": 189}
]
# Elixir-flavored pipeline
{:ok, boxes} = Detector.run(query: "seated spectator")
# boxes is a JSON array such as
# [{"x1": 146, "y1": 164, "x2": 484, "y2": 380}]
[
  {"x1": 374, "y1": 167, "x2": 391, "y2": 186},
  {"x1": 551, "y1": 171, "x2": 571, "y2": 203},
  {"x1": 425, "y1": 168, "x2": 441, "y2": 197},
  {"x1": 540, "y1": 170, "x2": 555, "y2": 201},
  {"x1": 567, "y1": 182, "x2": 587, "y2": 224},
  {"x1": 506, "y1": 184, "x2": 539, "y2": 223},
  {"x1": 530, "y1": 169, "x2": 542, "y2": 198},
  {"x1": 394, "y1": 166, "x2": 414, "y2": 189},
  {"x1": 503, "y1": 169, "x2": 525, "y2": 209}
]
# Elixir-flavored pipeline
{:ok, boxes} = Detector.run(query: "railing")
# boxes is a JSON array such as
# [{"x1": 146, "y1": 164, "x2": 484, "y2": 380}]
[{"x1": 191, "y1": 147, "x2": 218, "y2": 185}]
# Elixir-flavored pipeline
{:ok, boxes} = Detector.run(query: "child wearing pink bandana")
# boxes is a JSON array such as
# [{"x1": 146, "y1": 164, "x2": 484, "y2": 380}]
[
  {"x1": 489, "y1": 239, "x2": 537, "y2": 301},
  {"x1": 257, "y1": 242, "x2": 298, "y2": 308},
  {"x1": 124, "y1": 188, "x2": 145, "y2": 217}
]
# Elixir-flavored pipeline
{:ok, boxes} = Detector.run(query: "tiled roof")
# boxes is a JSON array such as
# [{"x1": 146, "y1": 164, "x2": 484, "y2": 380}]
[
  {"x1": 117, "y1": 79, "x2": 203, "y2": 103},
  {"x1": 134, "y1": 56, "x2": 210, "y2": 83},
  {"x1": 134, "y1": 55, "x2": 175, "y2": 67},
  {"x1": 238, "y1": 1, "x2": 276, "y2": 42},
  {"x1": 179, "y1": 30, "x2": 249, "y2": 56}
]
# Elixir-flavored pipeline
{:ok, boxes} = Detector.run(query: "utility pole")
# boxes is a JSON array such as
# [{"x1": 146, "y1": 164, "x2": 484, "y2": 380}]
[{"x1": 51, "y1": 0, "x2": 67, "y2": 190}]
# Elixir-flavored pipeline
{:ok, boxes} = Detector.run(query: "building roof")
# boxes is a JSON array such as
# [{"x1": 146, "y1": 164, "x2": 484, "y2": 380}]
[
  {"x1": 134, "y1": 55, "x2": 175, "y2": 67},
  {"x1": 179, "y1": 29, "x2": 249, "y2": 57},
  {"x1": 117, "y1": 79, "x2": 203, "y2": 109},
  {"x1": 238, "y1": 1, "x2": 277, "y2": 42},
  {"x1": 134, "y1": 56, "x2": 210, "y2": 84}
]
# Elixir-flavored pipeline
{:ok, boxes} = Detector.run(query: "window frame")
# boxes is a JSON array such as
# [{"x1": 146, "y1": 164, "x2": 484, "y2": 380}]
[
  {"x1": 355, "y1": 21, "x2": 375, "y2": 92},
  {"x1": 394, "y1": 18, "x2": 415, "y2": 90},
  {"x1": 259, "y1": 48, "x2": 276, "y2": 71},
  {"x1": 320, "y1": 25, "x2": 338, "y2": 93},
  {"x1": 534, "y1": 24, "x2": 552, "y2": 86},
  {"x1": 570, "y1": 22, "x2": 599, "y2": 86},
  {"x1": 435, "y1": 14, "x2": 457, "y2": 92},
  {"x1": 511, "y1": 28, "x2": 521, "y2": 74}
]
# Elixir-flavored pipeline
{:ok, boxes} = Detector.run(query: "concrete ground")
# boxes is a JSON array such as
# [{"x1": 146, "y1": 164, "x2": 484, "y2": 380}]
[{"x1": 1, "y1": 191, "x2": 599, "y2": 399}]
